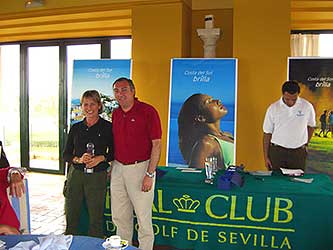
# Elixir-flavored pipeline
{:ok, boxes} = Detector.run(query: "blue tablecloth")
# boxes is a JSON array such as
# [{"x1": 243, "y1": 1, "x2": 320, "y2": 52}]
[{"x1": 0, "y1": 235, "x2": 138, "y2": 250}]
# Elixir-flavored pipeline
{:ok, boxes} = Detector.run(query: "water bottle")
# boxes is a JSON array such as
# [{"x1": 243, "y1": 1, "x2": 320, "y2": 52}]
[
  {"x1": 85, "y1": 142, "x2": 95, "y2": 174},
  {"x1": 212, "y1": 156, "x2": 218, "y2": 174},
  {"x1": 204, "y1": 157, "x2": 213, "y2": 184}
]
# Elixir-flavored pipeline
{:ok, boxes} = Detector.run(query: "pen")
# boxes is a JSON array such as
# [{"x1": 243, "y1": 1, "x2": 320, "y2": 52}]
[{"x1": 255, "y1": 177, "x2": 264, "y2": 181}]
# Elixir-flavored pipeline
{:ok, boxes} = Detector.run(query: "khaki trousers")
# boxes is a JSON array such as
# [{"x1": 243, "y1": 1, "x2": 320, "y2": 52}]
[{"x1": 111, "y1": 160, "x2": 155, "y2": 250}]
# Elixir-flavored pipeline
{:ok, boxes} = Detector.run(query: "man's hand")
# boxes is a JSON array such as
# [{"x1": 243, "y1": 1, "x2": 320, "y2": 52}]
[
  {"x1": 9, "y1": 172, "x2": 25, "y2": 198},
  {"x1": 264, "y1": 157, "x2": 273, "y2": 170},
  {"x1": 263, "y1": 133, "x2": 273, "y2": 171},
  {"x1": 141, "y1": 175, "x2": 153, "y2": 192},
  {"x1": 0, "y1": 224, "x2": 20, "y2": 235}
]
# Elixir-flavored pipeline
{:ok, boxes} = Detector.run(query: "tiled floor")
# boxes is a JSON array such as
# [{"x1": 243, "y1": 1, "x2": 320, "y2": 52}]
[{"x1": 26, "y1": 172, "x2": 66, "y2": 235}]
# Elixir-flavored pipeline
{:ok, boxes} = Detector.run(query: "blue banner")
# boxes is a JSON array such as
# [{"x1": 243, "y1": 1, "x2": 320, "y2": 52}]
[
  {"x1": 167, "y1": 58, "x2": 237, "y2": 167},
  {"x1": 71, "y1": 59, "x2": 131, "y2": 124}
]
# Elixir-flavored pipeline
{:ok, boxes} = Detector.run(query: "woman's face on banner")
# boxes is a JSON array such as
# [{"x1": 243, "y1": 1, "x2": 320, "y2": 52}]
[
  {"x1": 200, "y1": 94, "x2": 227, "y2": 122},
  {"x1": 81, "y1": 97, "x2": 101, "y2": 119}
]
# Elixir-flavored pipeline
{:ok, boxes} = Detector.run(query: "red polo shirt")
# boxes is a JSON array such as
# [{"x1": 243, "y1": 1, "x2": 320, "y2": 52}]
[{"x1": 112, "y1": 99, "x2": 162, "y2": 164}]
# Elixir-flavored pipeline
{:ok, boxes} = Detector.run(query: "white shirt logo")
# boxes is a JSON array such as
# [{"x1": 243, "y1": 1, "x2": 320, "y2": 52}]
[{"x1": 296, "y1": 110, "x2": 304, "y2": 117}]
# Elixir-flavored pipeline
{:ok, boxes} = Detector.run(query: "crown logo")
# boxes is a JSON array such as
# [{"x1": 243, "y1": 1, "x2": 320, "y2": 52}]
[{"x1": 172, "y1": 194, "x2": 200, "y2": 213}]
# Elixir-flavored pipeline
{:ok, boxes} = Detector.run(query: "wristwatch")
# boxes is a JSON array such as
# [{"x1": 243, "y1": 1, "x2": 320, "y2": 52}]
[{"x1": 145, "y1": 171, "x2": 155, "y2": 178}]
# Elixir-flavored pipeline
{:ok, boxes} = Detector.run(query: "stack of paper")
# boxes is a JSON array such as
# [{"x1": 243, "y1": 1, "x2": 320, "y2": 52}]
[
  {"x1": 181, "y1": 169, "x2": 202, "y2": 173},
  {"x1": 280, "y1": 168, "x2": 304, "y2": 176},
  {"x1": 176, "y1": 167, "x2": 202, "y2": 173},
  {"x1": 290, "y1": 177, "x2": 314, "y2": 184},
  {"x1": 249, "y1": 170, "x2": 272, "y2": 176}
]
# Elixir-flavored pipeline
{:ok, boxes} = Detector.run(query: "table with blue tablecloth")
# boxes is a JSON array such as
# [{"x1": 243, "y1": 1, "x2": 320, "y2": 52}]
[{"x1": 0, "y1": 235, "x2": 138, "y2": 250}]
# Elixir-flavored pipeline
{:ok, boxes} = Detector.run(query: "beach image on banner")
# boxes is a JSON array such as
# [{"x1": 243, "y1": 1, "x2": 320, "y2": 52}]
[
  {"x1": 167, "y1": 58, "x2": 238, "y2": 168},
  {"x1": 71, "y1": 59, "x2": 131, "y2": 125}
]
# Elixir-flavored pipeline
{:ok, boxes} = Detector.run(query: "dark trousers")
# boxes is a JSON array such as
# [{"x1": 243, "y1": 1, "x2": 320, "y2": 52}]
[
  {"x1": 269, "y1": 144, "x2": 307, "y2": 171},
  {"x1": 64, "y1": 167, "x2": 107, "y2": 238}
]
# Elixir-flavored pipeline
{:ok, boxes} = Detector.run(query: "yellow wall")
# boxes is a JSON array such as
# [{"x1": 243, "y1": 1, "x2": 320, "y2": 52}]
[
  {"x1": 182, "y1": 3, "x2": 192, "y2": 57},
  {"x1": 131, "y1": 2, "x2": 191, "y2": 164},
  {"x1": 233, "y1": 0, "x2": 290, "y2": 170},
  {"x1": 191, "y1": 9, "x2": 233, "y2": 58}
]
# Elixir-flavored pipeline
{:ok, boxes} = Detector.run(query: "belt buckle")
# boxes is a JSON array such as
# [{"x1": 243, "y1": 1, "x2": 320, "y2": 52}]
[{"x1": 84, "y1": 167, "x2": 94, "y2": 174}]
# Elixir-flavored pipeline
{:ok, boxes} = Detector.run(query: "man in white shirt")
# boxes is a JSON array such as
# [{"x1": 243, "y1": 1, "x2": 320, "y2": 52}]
[{"x1": 263, "y1": 80, "x2": 316, "y2": 170}]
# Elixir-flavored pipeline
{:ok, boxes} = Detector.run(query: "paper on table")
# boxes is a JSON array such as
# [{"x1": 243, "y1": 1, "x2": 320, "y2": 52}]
[
  {"x1": 249, "y1": 170, "x2": 272, "y2": 176},
  {"x1": 38, "y1": 234, "x2": 73, "y2": 250},
  {"x1": 181, "y1": 169, "x2": 202, "y2": 173},
  {"x1": 176, "y1": 167, "x2": 196, "y2": 170},
  {"x1": 8, "y1": 240, "x2": 36, "y2": 250},
  {"x1": 291, "y1": 177, "x2": 314, "y2": 184},
  {"x1": 280, "y1": 168, "x2": 304, "y2": 176},
  {"x1": 8, "y1": 234, "x2": 73, "y2": 250}
]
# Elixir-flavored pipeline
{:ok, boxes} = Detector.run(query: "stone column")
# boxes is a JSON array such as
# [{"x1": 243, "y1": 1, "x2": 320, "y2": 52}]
[{"x1": 197, "y1": 15, "x2": 221, "y2": 58}]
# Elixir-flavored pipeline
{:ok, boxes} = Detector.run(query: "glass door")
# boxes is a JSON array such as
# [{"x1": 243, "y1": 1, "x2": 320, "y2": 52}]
[
  {"x1": 1, "y1": 37, "x2": 130, "y2": 174},
  {"x1": 0, "y1": 45, "x2": 21, "y2": 167},
  {"x1": 28, "y1": 46, "x2": 60, "y2": 171}
]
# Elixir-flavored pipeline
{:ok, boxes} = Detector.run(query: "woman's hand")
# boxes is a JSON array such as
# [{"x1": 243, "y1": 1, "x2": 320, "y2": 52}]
[
  {"x1": 81, "y1": 153, "x2": 93, "y2": 164},
  {"x1": 85, "y1": 155, "x2": 106, "y2": 168}
]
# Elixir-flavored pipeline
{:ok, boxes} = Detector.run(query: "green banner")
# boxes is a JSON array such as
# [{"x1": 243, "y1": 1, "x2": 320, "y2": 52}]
[
  {"x1": 147, "y1": 167, "x2": 333, "y2": 249},
  {"x1": 79, "y1": 167, "x2": 333, "y2": 249}
]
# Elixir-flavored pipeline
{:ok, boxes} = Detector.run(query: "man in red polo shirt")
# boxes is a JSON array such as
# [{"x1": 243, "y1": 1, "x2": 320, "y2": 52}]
[{"x1": 111, "y1": 77, "x2": 162, "y2": 250}]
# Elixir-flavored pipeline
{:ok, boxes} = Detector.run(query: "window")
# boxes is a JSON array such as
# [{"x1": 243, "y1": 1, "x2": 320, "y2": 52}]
[
  {"x1": 319, "y1": 34, "x2": 333, "y2": 57},
  {"x1": 0, "y1": 37, "x2": 131, "y2": 173},
  {"x1": 0, "y1": 45, "x2": 20, "y2": 166},
  {"x1": 111, "y1": 39, "x2": 132, "y2": 59},
  {"x1": 291, "y1": 33, "x2": 333, "y2": 57}
]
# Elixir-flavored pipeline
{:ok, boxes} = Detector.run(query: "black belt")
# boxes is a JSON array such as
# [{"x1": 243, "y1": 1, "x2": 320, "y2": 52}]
[
  {"x1": 270, "y1": 143, "x2": 306, "y2": 150},
  {"x1": 118, "y1": 159, "x2": 148, "y2": 165},
  {"x1": 73, "y1": 163, "x2": 108, "y2": 173}
]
